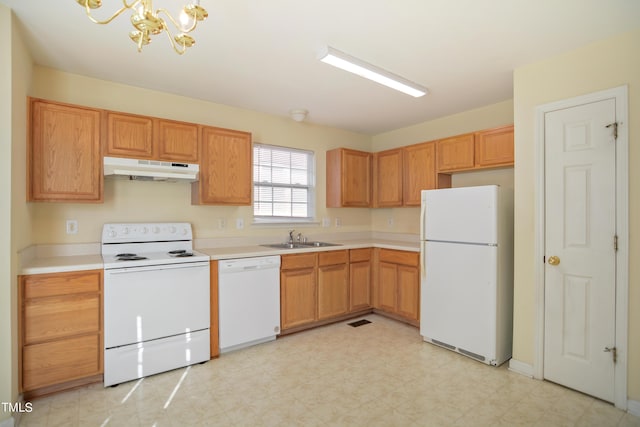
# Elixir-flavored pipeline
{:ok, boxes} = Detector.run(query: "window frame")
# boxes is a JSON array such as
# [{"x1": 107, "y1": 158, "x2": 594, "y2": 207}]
[{"x1": 252, "y1": 143, "x2": 316, "y2": 224}]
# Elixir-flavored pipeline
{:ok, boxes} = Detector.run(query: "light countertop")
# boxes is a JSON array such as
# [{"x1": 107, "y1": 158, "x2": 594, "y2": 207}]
[{"x1": 20, "y1": 239, "x2": 419, "y2": 275}]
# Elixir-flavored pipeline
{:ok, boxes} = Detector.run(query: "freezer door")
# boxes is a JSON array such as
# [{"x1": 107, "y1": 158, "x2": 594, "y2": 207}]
[
  {"x1": 420, "y1": 241, "x2": 498, "y2": 361},
  {"x1": 422, "y1": 185, "x2": 498, "y2": 244}
]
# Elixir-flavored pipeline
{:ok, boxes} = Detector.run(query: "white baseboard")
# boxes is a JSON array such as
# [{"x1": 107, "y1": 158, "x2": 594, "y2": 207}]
[
  {"x1": 628, "y1": 400, "x2": 640, "y2": 417},
  {"x1": 508, "y1": 358, "x2": 534, "y2": 378},
  {"x1": 0, "y1": 416, "x2": 15, "y2": 427}
]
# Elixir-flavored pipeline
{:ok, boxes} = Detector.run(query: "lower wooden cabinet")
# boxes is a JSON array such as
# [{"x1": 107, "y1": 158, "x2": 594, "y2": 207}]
[
  {"x1": 349, "y1": 248, "x2": 372, "y2": 311},
  {"x1": 19, "y1": 270, "x2": 103, "y2": 396},
  {"x1": 317, "y1": 251, "x2": 349, "y2": 320},
  {"x1": 375, "y1": 249, "x2": 420, "y2": 325},
  {"x1": 280, "y1": 249, "x2": 370, "y2": 332},
  {"x1": 280, "y1": 253, "x2": 317, "y2": 330}
]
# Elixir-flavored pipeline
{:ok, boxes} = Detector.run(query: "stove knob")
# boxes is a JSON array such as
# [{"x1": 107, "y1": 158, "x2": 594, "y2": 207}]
[
  {"x1": 169, "y1": 226, "x2": 177, "y2": 234},
  {"x1": 108, "y1": 230, "x2": 117, "y2": 238},
  {"x1": 140, "y1": 227, "x2": 148, "y2": 234},
  {"x1": 152, "y1": 226, "x2": 160, "y2": 234},
  {"x1": 122, "y1": 227, "x2": 129, "y2": 235},
  {"x1": 182, "y1": 227, "x2": 188, "y2": 236}
]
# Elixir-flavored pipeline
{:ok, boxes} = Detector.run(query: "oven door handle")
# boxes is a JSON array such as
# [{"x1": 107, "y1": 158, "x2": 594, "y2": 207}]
[{"x1": 105, "y1": 261, "x2": 209, "y2": 275}]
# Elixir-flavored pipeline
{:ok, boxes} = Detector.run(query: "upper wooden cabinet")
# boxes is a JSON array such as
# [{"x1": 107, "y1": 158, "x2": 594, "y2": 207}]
[
  {"x1": 28, "y1": 98, "x2": 103, "y2": 203},
  {"x1": 192, "y1": 126, "x2": 252, "y2": 205},
  {"x1": 436, "y1": 133, "x2": 475, "y2": 172},
  {"x1": 326, "y1": 148, "x2": 372, "y2": 207},
  {"x1": 436, "y1": 125, "x2": 514, "y2": 174},
  {"x1": 475, "y1": 125, "x2": 514, "y2": 168},
  {"x1": 105, "y1": 112, "x2": 199, "y2": 162},
  {"x1": 105, "y1": 112, "x2": 153, "y2": 158},
  {"x1": 155, "y1": 119, "x2": 199, "y2": 162},
  {"x1": 374, "y1": 148, "x2": 403, "y2": 207},
  {"x1": 402, "y1": 141, "x2": 436, "y2": 206}
]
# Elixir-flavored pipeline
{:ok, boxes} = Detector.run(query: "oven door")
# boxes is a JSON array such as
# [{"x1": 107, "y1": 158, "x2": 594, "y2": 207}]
[{"x1": 104, "y1": 261, "x2": 210, "y2": 348}]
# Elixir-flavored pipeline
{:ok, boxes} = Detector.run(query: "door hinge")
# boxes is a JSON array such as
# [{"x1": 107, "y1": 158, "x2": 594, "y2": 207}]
[
  {"x1": 614, "y1": 235, "x2": 618, "y2": 252},
  {"x1": 606, "y1": 122, "x2": 618, "y2": 140},
  {"x1": 604, "y1": 346, "x2": 617, "y2": 363}
]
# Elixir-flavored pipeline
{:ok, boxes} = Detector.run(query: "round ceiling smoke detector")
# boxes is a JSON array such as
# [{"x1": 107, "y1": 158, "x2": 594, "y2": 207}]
[{"x1": 290, "y1": 109, "x2": 308, "y2": 122}]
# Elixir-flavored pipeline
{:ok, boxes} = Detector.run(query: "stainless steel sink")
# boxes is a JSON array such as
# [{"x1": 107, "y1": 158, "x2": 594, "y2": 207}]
[
  {"x1": 302, "y1": 241, "x2": 341, "y2": 247},
  {"x1": 261, "y1": 241, "x2": 342, "y2": 249}
]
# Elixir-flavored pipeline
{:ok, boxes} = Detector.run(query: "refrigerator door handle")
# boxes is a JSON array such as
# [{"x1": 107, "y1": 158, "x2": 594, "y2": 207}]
[
  {"x1": 420, "y1": 241, "x2": 426, "y2": 279},
  {"x1": 420, "y1": 200, "x2": 426, "y2": 240}
]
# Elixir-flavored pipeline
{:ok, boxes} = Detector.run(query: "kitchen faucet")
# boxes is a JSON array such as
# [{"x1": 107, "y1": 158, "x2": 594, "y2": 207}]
[{"x1": 288, "y1": 230, "x2": 295, "y2": 244}]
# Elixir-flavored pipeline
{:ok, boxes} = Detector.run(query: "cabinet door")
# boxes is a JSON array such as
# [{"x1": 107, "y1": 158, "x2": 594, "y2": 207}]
[
  {"x1": 396, "y1": 265, "x2": 420, "y2": 322},
  {"x1": 317, "y1": 263, "x2": 349, "y2": 320},
  {"x1": 280, "y1": 268, "x2": 316, "y2": 330},
  {"x1": 156, "y1": 119, "x2": 199, "y2": 162},
  {"x1": 29, "y1": 100, "x2": 102, "y2": 202},
  {"x1": 350, "y1": 259, "x2": 371, "y2": 312},
  {"x1": 105, "y1": 112, "x2": 153, "y2": 158},
  {"x1": 436, "y1": 133, "x2": 475, "y2": 172},
  {"x1": 475, "y1": 125, "x2": 514, "y2": 168},
  {"x1": 326, "y1": 148, "x2": 371, "y2": 207},
  {"x1": 23, "y1": 294, "x2": 100, "y2": 345},
  {"x1": 403, "y1": 141, "x2": 436, "y2": 206},
  {"x1": 378, "y1": 262, "x2": 397, "y2": 313},
  {"x1": 22, "y1": 335, "x2": 101, "y2": 391},
  {"x1": 374, "y1": 148, "x2": 403, "y2": 207},
  {"x1": 194, "y1": 126, "x2": 252, "y2": 205}
]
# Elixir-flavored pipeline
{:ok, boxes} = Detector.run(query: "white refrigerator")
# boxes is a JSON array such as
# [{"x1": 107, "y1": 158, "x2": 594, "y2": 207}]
[{"x1": 420, "y1": 185, "x2": 514, "y2": 366}]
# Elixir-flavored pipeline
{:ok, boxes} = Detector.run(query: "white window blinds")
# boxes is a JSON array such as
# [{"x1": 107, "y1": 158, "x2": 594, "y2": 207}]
[{"x1": 253, "y1": 143, "x2": 315, "y2": 221}]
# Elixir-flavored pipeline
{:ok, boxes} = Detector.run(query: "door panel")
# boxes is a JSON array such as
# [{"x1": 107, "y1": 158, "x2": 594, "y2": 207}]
[{"x1": 543, "y1": 98, "x2": 616, "y2": 402}]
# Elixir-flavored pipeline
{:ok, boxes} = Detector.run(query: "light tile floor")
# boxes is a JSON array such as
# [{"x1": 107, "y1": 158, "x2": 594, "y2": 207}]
[{"x1": 17, "y1": 314, "x2": 640, "y2": 427}]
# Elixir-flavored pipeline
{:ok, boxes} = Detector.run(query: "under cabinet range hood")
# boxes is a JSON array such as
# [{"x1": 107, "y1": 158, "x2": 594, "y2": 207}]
[{"x1": 104, "y1": 156, "x2": 199, "y2": 182}]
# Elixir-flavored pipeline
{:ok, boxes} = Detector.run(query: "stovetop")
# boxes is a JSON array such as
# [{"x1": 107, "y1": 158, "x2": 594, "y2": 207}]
[
  {"x1": 102, "y1": 249, "x2": 209, "y2": 269},
  {"x1": 101, "y1": 222, "x2": 209, "y2": 269}
]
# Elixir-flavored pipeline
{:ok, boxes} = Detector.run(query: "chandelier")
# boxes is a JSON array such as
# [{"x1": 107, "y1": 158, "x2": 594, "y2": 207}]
[{"x1": 76, "y1": 0, "x2": 208, "y2": 55}]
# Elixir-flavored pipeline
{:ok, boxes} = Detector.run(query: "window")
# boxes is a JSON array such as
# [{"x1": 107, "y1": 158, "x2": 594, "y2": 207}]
[{"x1": 253, "y1": 143, "x2": 315, "y2": 222}]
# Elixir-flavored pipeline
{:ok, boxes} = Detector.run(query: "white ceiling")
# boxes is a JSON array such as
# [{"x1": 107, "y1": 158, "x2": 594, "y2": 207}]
[{"x1": 2, "y1": 0, "x2": 639, "y2": 134}]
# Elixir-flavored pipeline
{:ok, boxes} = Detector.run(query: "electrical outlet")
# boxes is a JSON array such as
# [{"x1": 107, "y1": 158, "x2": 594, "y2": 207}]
[
  {"x1": 322, "y1": 217, "x2": 330, "y2": 227},
  {"x1": 334, "y1": 217, "x2": 342, "y2": 227},
  {"x1": 387, "y1": 217, "x2": 394, "y2": 227},
  {"x1": 218, "y1": 218, "x2": 227, "y2": 230},
  {"x1": 66, "y1": 220, "x2": 78, "y2": 235},
  {"x1": 236, "y1": 218, "x2": 244, "y2": 229}
]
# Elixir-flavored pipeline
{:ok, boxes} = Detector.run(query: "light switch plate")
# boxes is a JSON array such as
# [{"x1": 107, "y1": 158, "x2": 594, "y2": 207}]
[{"x1": 66, "y1": 220, "x2": 78, "y2": 235}]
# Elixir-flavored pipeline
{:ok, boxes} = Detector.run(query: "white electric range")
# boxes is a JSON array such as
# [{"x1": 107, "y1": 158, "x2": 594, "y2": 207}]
[{"x1": 101, "y1": 222, "x2": 210, "y2": 386}]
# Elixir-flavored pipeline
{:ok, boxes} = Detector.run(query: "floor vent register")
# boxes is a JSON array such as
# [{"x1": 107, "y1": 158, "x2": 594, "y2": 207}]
[{"x1": 347, "y1": 319, "x2": 371, "y2": 327}]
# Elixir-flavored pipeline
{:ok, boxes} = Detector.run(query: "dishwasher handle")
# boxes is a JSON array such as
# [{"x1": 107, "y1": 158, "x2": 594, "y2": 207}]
[{"x1": 218, "y1": 256, "x2": 281, "y2": 274}]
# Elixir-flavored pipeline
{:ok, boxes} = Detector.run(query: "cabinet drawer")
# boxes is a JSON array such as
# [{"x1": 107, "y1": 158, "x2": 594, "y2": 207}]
[
  {"x1": 378, "y1": 249, "x2": 419, "y2": 267},
  {"x1": 22, "y1": 270, "x2": 102, "y2": 299},
  {"x1": 22, "y1": 334, "x2": 101, "y2": 391},
  {"x1": 281, "y1": 253, "x2": 317, "y2": 270},
  {"x1": 318, "y1": 250, "x2": 348, "y2": 267},
  {"x1": 23, "y1": 293, "x2": 101, "y2": 344},
  {"x1": 350, "y1": 248, "x2": 372, "y2": 263}
]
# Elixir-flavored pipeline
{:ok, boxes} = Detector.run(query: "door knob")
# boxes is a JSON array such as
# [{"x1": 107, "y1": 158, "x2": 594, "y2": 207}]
[{"x1": 548, "y1": 256, "x2": 560, "y2": 266}]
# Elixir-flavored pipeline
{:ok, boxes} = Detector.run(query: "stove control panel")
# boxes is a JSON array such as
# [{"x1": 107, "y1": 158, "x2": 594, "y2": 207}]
[{"x1": 102, "y1": 223, "x2": 193, "y2": 244}]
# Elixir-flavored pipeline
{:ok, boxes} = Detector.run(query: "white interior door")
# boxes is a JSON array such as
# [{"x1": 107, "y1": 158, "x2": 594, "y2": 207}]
[{"x1": 543, "y1": 98, "x2": 617, "y2": 402}]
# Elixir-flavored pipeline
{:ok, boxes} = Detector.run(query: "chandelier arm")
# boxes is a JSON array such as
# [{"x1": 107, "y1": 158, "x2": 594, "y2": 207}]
[
  {"x1": 156, "y1": 8, "x2": 198, "y2": 34},
  {"x1": 161, "y1": 23, "x2": 187, "y2": 55},
  {"x1": 84, "y1": 0, "x2": 143, "y2": 25}
]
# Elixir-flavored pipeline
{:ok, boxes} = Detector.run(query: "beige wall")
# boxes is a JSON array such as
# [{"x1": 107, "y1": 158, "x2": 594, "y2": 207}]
[
  {"x1": 512, "y1": 29, "x2": 640, "y2": 400},
  {"x1": 2, "y1": 5, "x2": 34, "y2": 424},
  {"x1": 370, "y1": 100, "x2": 514, "y2": 234},
  {"x1": 29, "y1": 67, "x2": 373, "y2": 244},
  {"x1": 0, "y1": 6, "x2": 13, "y2": 424}
]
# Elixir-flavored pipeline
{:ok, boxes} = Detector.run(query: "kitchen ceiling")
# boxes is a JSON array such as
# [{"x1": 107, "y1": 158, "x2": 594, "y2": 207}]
[{"x1": 2, "y1": 1, "x2": 639, "y2": 134}]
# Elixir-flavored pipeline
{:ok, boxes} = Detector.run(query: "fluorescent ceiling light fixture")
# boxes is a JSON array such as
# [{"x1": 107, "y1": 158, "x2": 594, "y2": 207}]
[{"x1": 318, "y1": 46, "x2": 428, "y2": 98}]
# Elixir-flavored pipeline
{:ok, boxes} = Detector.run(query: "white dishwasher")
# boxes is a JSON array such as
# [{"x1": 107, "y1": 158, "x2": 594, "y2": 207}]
[{"x1": 218, "y1": 255, "x2": 281, "y2": 353}]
